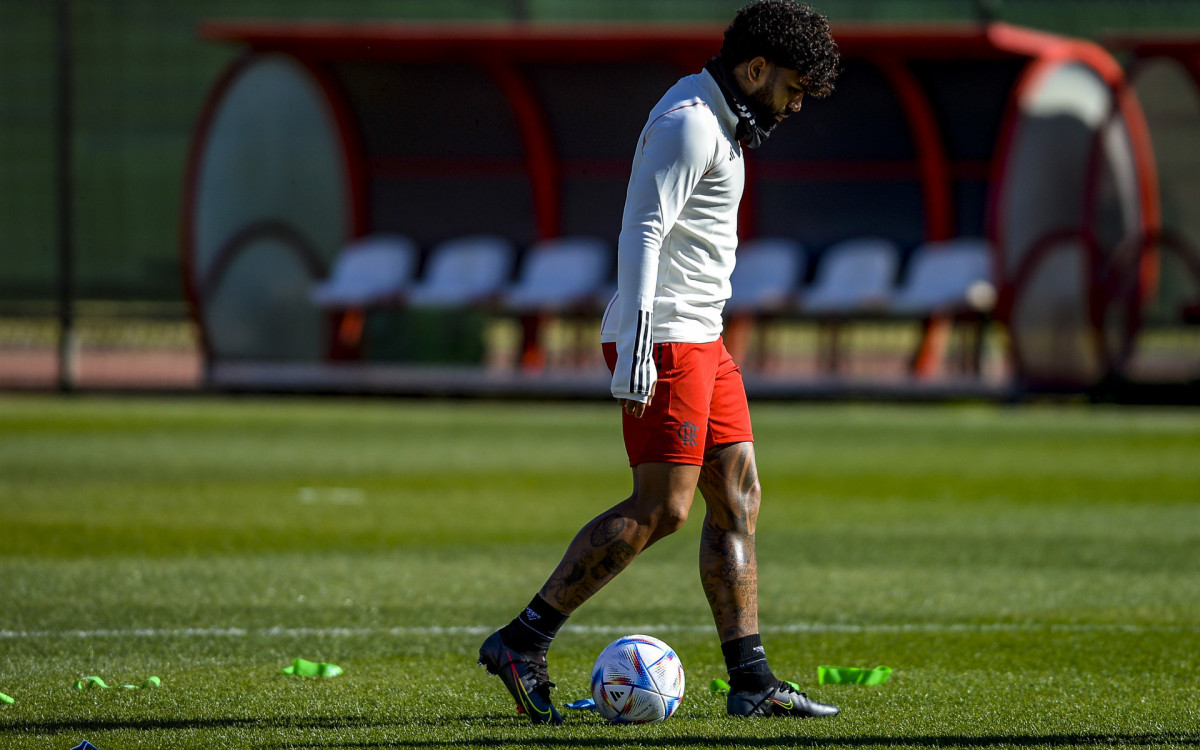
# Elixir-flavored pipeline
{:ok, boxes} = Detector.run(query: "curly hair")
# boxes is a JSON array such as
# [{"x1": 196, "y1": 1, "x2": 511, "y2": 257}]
[{"x1": 720, "y1": 0, "x2": 840, "y2": 98}]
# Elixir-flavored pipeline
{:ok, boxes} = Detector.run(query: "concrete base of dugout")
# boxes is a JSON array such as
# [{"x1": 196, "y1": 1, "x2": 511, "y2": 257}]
[{"x1": 208, "y1": 361, "x2": 1017, "y2": 402}]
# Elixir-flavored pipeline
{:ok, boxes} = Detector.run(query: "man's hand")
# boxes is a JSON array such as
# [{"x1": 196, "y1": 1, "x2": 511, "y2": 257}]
[{"x1": 619, "y1": 382, "x2": 656, "y2": 418}]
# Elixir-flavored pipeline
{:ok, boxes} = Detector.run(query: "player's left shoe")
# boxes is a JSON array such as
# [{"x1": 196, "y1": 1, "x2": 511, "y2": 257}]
[
  {"x1": 727, "y1": 680, "x2": 839, "y2": 719},
  {"x1": 477, "y1": 630, "x2": 563, "y2": 725}
]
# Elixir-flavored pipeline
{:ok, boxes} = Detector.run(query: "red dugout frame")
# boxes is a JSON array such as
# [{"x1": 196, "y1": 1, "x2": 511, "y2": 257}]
[{"x1": 184, "y1": 20, "x2": 1156, "y2": 387}]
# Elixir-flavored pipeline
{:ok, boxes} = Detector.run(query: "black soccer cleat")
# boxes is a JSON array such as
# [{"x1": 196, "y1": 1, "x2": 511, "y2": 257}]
[
  {"x1": 727, "y1": 680, "x2": 840, "y2": 719},
  {"x1": 477, "y1": 630, "x2": 563, "y2": 725}
]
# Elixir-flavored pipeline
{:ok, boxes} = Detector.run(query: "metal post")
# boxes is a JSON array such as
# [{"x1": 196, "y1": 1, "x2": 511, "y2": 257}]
[{"x1": 55, "y1": 0, "x2": 75, "y2": 391}]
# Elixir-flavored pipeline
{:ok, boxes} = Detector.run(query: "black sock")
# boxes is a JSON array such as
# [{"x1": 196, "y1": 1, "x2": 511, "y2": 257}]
[
  {"x1": 498, "y1": 595, "x2": 568, "y2": 656},
  {"x1": 722, "y1": 633, "x2": 776, "y2": 693}
]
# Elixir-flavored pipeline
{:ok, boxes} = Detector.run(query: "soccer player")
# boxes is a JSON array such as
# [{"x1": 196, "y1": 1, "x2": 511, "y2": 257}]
[{"x1": 479, "y1": 0, "x2": 840, "y2": 724}]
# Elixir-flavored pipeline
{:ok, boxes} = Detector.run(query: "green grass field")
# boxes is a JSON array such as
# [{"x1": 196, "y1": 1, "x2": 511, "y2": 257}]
[{"x1": 1, "y1": 395, "x2": 1198, "y2": 749}]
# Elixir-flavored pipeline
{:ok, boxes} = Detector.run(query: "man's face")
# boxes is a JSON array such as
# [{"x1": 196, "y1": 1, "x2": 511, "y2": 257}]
[{"x1": 745, "y1": 62, "x2": 806, "y2": 125}]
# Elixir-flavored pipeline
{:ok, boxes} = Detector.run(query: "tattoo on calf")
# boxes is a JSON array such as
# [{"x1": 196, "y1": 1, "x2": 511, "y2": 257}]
[
  {"x1": 543, "y1": 549, "x2": 594, "y2": 610},
  {"x1": 542, "y1": 512, "x2": 642, "y2": 612},
  {"x1": 563, "y1": 554, "x2": 590, "y2": 587},
  {"x1": 590, "y1": 539, "x2": 637, "y2": 580},
  {"x1": 590, "y1": 513, "x2": 626, "y2": 547},
  {"x1": 700, "y1": 443, "x2": 760, "y2": 535},
  {"x1": 700, "y1": 514, "x2": 760, "y2": 641}
]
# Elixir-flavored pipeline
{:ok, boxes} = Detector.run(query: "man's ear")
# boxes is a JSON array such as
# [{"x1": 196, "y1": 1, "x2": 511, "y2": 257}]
[{"x1": 744, "y1": 56, "x2": 770, "y2": 87}]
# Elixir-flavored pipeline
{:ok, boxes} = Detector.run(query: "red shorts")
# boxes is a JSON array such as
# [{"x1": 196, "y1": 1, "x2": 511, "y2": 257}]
[{"x1": 603, "y1": 338, "x2": 754, "y2": 466}]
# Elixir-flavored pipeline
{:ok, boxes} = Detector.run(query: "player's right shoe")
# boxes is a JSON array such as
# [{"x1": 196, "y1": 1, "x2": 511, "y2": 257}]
[
  {"x1": 477, "y1": 630, "x2": 563, "y2": 725},
  {"x1": 727, "y1": 680, "x2": 840, "y2": 719}
]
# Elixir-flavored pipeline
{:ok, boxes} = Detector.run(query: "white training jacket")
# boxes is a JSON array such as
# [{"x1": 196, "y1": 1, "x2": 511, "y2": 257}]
[{"x1": 601, "y1": 68, "x2": 745, "y2": 403}]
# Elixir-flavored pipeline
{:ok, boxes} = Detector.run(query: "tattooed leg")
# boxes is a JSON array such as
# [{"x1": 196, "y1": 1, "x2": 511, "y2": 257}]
[
  {"x1": 539, "y1": 462, "x2": 700, "y2": 614},
  {"x1": 697, "y1": 441, "x2": 762, "y2": 641}
]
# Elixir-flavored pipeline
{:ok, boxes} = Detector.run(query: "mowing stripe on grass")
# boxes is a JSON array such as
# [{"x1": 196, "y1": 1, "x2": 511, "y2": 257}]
[{"x1": 2, "y1": 622, "x2": 1196, "y2": 641}]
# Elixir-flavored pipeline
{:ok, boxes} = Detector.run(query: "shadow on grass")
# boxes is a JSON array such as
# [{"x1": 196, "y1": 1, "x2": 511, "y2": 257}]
[
  {"x1": 0, "y1": 714, "x2": 396, "y2": 734},
  {"x1": 5, "y1": 715, "x2": 1198, "y2": 748},
  {"x1": 283, "y1": 734, "x2": 1199, "y2": 749}
]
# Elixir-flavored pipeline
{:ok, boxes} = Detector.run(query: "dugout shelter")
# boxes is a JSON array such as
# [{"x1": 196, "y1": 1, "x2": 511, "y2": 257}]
[
  {"x1": 183, "y1": 20, "x2": 1158, "y2": 394},
  {"x1": 1094, "y1": 34, "x2": 1200, "y2": 396}
]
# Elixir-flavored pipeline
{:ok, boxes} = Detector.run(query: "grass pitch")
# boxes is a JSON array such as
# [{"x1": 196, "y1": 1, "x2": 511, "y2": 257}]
[{"x1": 1, "y1": 395, "x2": 1198, "y2": 749}]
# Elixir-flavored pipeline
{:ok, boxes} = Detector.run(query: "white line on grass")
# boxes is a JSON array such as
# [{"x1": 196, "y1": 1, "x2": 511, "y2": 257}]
[{"x1": 1, "y1": 622, "x2": 1195, "y2": 640}]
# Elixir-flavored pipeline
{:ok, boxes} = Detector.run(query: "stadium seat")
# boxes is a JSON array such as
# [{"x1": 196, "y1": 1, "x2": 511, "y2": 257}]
[
  {"x1": 499, "y1": 236, "x2": 611, "y2": 313},
  {"x1": 723, "y1": 238, "x2": 806, "y2": 370},
  {"x1": 499, "y1": 236, "x2": 612, "y2": 371},
  {"x1": 890, "y1": 238, "x2": 996, "y2": 377},
  {"x1": 310, "y1": 234, "x2": 419, "y2": 308},
  {"x1": 888, "y1": 238, "x2": 995, "y2": 316},
  {"x1": 794, "y1": 237, "x2": 899, "y2": 374},
  {"x1": 406, "y1": 235, "x2": 516, "y2": 309},
  {"x1": 726, "y1": 238, "x2": 806, "y2": 315},
  {"x1": 797, "y1": 237, "x2": 900, "y2": 315}
]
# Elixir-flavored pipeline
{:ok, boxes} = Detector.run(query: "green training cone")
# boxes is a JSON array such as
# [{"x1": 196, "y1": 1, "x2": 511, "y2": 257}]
[
  {"x1": 281, "y1": 658, "x2": 343, "y2": 678},
  {"x1": 74, "y1": 675, "x2": 161, "y2": 690},
  {"x1": 817, "y1": 665, "x2": 892, "y2": 685}
]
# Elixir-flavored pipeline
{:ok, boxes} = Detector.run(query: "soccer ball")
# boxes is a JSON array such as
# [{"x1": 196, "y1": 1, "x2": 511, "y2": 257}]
[{"x1": 590, "y1": 634, "x2": 684, "y2": 723}]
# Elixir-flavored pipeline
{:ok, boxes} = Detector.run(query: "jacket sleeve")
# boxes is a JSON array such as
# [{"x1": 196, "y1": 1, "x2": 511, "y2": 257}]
[{"x1": 610, "y1": 107, "x2": 718, "y2": 402}]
